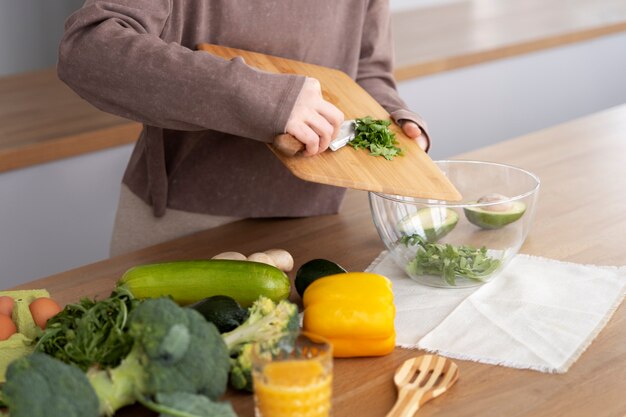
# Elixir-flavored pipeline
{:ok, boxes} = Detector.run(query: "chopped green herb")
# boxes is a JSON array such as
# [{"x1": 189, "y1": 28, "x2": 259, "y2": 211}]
[
  {"x1": 401, "y1": 234, "x2": 501, "y2": 286},
  {"x1": 350, "y1": 116, "x2": 403, "y2": 160}
]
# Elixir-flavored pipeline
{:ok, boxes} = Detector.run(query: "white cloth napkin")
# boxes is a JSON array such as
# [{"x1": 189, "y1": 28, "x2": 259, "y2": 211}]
[{"x1": 367, "y1": 251, "x2": 626, "y2": 373}]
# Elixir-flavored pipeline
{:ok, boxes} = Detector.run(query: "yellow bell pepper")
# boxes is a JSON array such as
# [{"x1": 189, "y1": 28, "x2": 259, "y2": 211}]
[{"x1": 302, "y1": 272, "x2": 395, "y2": 358}]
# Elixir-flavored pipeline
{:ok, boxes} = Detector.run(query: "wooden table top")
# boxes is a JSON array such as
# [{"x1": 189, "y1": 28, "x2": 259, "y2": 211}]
[
  {"x1": 1, "y1": 0, "x2": 625, "y2": 174},
  {"x1": 392, "y1": 0, "x2": 626, "y2": 80},
  {"x1": 10, "y1": 104, "x2": 626, "y2": 416},
  {"x1": 0, "y1": 68, "x2": 141, "y2": 173}
]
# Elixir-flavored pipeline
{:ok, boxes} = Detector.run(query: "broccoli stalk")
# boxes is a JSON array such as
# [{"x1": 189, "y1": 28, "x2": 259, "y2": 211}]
[
  {"x1": 87, "y1": 352, "x2": 146, "y2": 415},
  {"x1": 222, "y1": 296, "x2": 299, "y2": 391},
  {"x1": 1, "y1": 298, "x2": 235, "y2": 417}
]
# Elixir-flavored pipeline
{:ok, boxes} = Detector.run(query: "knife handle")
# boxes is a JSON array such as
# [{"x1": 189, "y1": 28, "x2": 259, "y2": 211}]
[{"x1": 272, "y1": 133, "x2": 305, "y2": 156}]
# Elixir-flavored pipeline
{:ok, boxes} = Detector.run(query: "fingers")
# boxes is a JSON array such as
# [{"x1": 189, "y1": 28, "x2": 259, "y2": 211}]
[
  {"x1": 416, "y1": 135, "x2": 430, "y2": 152},
  {"x1": 283, "y1": 77, "x2": 345, "y2": 156},
  {"x1": 318, "y1": 100, "x2": 344, "y2": 145},
  {"x1": 401, "y1": 121, "x2": 430, "y2": 152},
  {"x1": 287, "y1": 121, "x2": 321, "y2": 155},
  {"x1": 401, "y1": 121, "x2": 422, "y2": 139},
  {"x1": 308, "y1": 111, "x2": 336, "y2": 153},
  {"x1": 285, "y1": 110, "x2": 336, "y2": 156}
]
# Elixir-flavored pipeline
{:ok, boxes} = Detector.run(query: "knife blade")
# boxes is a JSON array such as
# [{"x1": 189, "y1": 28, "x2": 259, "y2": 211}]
[{"x1": 329, "y1": 119, "x2": 356, "y2": 151}]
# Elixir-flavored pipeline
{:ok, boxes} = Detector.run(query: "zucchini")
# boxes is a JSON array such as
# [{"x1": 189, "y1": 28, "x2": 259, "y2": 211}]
[
  {"x1": 118, "y1": 259, "x2": 290, "y2": 307},
  {"x1": 189, "y1": 295, "x2": 249, "y2": 333}
]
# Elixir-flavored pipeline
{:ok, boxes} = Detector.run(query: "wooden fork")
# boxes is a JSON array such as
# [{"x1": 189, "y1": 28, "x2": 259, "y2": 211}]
[{"x1": 385, "y1": 354, "x2": 459, "y2": 417}]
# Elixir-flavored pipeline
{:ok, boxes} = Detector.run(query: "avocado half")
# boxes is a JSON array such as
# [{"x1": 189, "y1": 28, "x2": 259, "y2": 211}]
[
  {"x1": 294, "y1": 259, "x2": 347, "y2": 298},
  {"x1": 397, "y1": 207, "x2": 459, "y2": 242},
  {"x1": 463, "y1": 201, "x2": 526, "y2": 229}
]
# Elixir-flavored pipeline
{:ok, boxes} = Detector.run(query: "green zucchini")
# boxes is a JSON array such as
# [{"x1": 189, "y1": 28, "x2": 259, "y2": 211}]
[{"x1": 118, "y1": 259, "x2": 290, "y2": 307}]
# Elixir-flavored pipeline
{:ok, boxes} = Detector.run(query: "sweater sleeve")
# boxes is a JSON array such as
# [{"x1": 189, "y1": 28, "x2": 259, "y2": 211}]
[
  {"x1": 57, "y1": 0, "x2": 304, "y2": 142},
  {"x1": 356, "y1": 0, "x2": 429, "y2": 137}
]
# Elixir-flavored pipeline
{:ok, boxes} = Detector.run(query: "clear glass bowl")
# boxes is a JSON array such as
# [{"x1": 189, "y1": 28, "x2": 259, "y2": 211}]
[{"x1": 369, "y1": 160, "x2": 540, "y2": 288}]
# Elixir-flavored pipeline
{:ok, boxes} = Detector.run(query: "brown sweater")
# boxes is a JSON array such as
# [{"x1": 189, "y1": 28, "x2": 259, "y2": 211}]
[{"x1": 58, "y1": 0, "x2": 427, "y2": 218}]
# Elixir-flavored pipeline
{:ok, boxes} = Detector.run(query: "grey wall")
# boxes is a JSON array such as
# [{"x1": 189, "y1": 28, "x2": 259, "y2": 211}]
[
  {"x1": 0, "y1": 144, "x2": 134, "y2": 288},
  {"x1": 398, "y1": 32, "x2": 626, "y2": 160},
  {"x1": 0, "y1": 0, "x2": 446, "y2": 76},
  {"x1": 0, "y1": 0, "x2": 84, "y2": 76}
]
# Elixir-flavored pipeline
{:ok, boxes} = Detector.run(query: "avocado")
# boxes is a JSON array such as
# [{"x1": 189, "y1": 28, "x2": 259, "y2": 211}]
[
  {"x1": 295, "y1": 259, "x2": 347, "y2": 298},
  {"x1": 464, "y1": 201, "x2": 526, "y2": 229},
  {"x1": 189, "y1": 295, "x2": 249, "y2": 333},
  {"x1": 396, "y1": 207, "x2": 459, "y2": 242}
]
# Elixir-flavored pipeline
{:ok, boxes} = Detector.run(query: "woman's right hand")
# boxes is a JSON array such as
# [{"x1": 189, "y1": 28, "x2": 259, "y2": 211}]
[{"x1": 284, "y1": 77, "x2": 344, "y2": 156}]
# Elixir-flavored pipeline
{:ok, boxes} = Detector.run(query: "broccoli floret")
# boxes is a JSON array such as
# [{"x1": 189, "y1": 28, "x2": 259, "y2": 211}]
[
  {"x1": 228, "y1": 343, "x2": 254, "y2": 391},
  {"x1": 223, "y1": 296, "x2": 299, "y2": 350},
  {"x1": 88, "y1": 297, "x2": 231, "y2": 415},
  {"x1": 1, "y1": 298, "x2": 233, "y2": 417},
  {"x1": 222, "y1": 296, "x2": 299, "y2": 391},
  {"x1": 1, "y1": 353, "x2": 100, "y2": 417}
]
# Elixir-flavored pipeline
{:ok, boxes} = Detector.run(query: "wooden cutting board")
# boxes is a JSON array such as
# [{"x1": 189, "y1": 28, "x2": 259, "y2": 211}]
[{"x1": 197, "y1": 43, "x2": 461, "y2": 201}]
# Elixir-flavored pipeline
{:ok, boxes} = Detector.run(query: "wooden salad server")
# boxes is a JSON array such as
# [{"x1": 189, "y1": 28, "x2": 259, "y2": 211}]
[
  {"x1": 386, "y1": 354, "x2": 459, "y2": 417},
  {"x1": 197, "y1": 43, "x2": 461, "y2": 201}
]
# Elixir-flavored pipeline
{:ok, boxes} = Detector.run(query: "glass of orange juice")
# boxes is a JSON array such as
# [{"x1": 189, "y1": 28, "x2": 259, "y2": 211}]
[{"x1": 252, "y1": 331, "x2": 333, "y2": 417}]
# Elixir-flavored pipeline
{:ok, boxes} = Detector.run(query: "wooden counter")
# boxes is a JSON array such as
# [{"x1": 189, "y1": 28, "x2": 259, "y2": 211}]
[
  {"x1": 0, "y1": 69, "x2": 141, "y2": 173},
  {"x1": 392, "y1": 0, "x2": 626, "y2": 80},
  {"x1": 10, "y1": 104, "x2": 626, "y2": 417},
  {"x1": 1, "y1": 0, "x2": 625, "y2": 174}
]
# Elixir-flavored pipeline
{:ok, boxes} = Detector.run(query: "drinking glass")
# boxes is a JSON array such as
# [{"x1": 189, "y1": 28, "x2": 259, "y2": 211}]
[{"x1": 252, "y1": 331, "x2": 333, "y2": 417}]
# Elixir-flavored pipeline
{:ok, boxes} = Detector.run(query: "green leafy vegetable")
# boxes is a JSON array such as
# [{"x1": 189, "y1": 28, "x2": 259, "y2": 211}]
[
  {"x1": 401, "y1": 234, "x2": 501, "y2": 285},
  {"x1": 34, "y1": 287, "x2": 139, "y2": 371},
  {"x1": 350, "y1": 116, "x2": 403, "y2": 160},
  {"x1": 2, "y1": 298, "x2": 232, "y2": 417}
]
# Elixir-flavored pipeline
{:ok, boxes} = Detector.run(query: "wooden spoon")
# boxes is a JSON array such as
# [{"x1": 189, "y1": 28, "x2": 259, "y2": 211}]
[{"x1": 386, "y1": 354, "x2": 459, "y2": 417}]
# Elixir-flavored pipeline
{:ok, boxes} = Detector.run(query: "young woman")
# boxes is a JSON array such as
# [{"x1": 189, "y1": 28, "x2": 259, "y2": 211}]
[{"x1": 58, "y1": 0, "x2": 430, "y2": 255}]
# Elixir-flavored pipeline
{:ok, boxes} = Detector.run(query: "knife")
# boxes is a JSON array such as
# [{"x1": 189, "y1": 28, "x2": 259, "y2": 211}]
[
  {"x1": 329, "y1": 120, "x2": 357, "y2": 151},
  {"x1": 273, "y1": 120, "x2": 356, "y2": 156}
]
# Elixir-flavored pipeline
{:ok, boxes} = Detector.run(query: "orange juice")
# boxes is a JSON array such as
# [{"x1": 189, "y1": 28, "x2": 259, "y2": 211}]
[{"x1": 254, "y1": 359, "x2": 332, "y2": 417}]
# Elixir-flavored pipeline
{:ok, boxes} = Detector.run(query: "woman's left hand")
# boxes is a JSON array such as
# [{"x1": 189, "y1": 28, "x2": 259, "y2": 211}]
[{"x1": 400, "y1": 120, "x2": 430, "y2": 152}]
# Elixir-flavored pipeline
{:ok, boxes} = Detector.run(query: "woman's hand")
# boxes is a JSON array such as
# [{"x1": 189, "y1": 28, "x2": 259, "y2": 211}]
[
  {"x1": 400, "y1": 120, "x2": 430, "y2": 152},
  {"x1": 284, "y1": 77, "x2": 344, "y2": 156}
]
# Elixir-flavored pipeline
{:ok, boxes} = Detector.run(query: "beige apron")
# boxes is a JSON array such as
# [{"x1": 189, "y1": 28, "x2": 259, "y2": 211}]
[{"x1": 110, "y1": 184, "x2": 239, "y2": 257}]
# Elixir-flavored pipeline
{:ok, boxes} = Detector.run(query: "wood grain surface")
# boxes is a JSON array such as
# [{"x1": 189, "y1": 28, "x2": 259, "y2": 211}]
[
  {"x1": 8, "y1": 104, "x2": 626, "y2": 417},
  {"x1": 392, "y1": 0, "x2": 626, "y2": 80},
  {"x1": 197, "y1": 43, "x2": 462, "y2": 202},
  {"x1": 0, "y1": 69, "x2": 141, "y2": 173}
]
